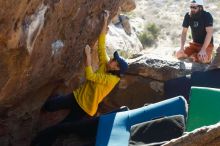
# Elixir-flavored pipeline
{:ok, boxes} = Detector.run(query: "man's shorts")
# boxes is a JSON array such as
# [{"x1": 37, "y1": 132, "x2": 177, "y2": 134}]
[{"x1": 184, "y1": 42, "x2": 214, "y2": 63}]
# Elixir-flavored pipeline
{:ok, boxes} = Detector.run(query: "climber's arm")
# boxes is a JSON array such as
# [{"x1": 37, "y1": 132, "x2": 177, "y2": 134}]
[{"x1": 98, "y1": 10, "x2": 110, "y2": 65}]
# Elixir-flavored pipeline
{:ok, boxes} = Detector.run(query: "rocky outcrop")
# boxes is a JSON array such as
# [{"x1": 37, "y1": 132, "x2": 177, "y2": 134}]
[
  {"x1": 120, "y1": 0, "x2": 136, "y2": 12},
  {"x1": 127, "y1": 54, "x2": 209, "y2": 81},
  {"x1": 99, "y1": 74, "x2": 164, "y2": 112},
  {"x1": 0, "y1": 0, "x2": 126, "y2": 146},
  {"x1": 164, "y1": 122, "x2": 220, "y2": 146},
  {"x1": 107, "y1": 0, "x2": 142, "y2": 58},
  {"x1": 106, "y1": 22, "x2": 143, "y2": 58}
]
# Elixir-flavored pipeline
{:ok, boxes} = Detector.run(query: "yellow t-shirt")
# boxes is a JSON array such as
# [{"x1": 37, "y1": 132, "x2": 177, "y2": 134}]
[{"x1": 73, "y1": 33, "x2": 120, "y2": 116}]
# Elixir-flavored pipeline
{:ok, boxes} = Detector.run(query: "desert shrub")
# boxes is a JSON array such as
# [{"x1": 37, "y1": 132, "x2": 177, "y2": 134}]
[{"x1": 138, "y1": 23, "x2": 160, "y2": 47}]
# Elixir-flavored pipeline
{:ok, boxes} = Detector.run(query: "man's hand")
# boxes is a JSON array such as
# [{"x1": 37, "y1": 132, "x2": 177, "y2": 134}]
[
  {"x1": 175, "y1": 49, "x2": 187, "y2": 59},
  {"x1": 198, "y1": 49, "x2": 208, "y2": 63}
]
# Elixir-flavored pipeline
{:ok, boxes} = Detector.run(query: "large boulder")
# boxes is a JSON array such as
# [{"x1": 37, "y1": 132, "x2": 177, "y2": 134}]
[
  {"x1": 106, "y1": 22, "x2": 143, "y2": 58},
  {"x1": 0, "y1": 0, "x2": 126, "y2": 145},
  {"x1": 99, "y1": 74, "x2": 164, "y2": 112},
  {"x1": 127, "y1": 51, "x2": 208, "y2": 81}
]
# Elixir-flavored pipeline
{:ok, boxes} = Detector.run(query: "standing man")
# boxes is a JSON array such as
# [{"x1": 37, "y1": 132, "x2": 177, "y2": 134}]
[{"x1": 176, "y1": 0, "x2": 214, "y2": 63}]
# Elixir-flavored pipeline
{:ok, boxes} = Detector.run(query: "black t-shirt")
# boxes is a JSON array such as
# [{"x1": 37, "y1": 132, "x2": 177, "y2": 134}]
[{"x1": 182, "y1": 11, "x2": 213, "y2": 44}]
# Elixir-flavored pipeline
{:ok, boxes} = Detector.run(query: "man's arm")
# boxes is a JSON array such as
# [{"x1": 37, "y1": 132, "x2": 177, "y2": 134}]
[
  {"x1": 176, "y1": 27, "x2": 188, "y2": 58},
  {"x1": 198, "y1": 26, "x2": 213, "y2": 62},
  {"x1": 84, "y1": 44, "x2": 119, "y2": 84},
  {"x1": 101, "y1": 10, "x2": 109, "y2": 34},
  {"x1": 180, "y1": 27, "x2": 188, "y2": 51},
  {"x1": 180, "y1": 13, "x2": 189, "y2": 51},
  {"x1": 201, "y1": 26, "x2": 213, "y2": 50}
]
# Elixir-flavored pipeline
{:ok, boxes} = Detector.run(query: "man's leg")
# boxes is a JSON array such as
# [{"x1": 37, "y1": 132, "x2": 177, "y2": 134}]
[
  {"x1": 184, "y1": 42, "x2": 213, "y2": 63},
  {"x1": 184, "y1": 42, "x2": 200, "y2": 62},
  {"x1": 197, "y1": 44, "x2": 214, "y2": 63}
]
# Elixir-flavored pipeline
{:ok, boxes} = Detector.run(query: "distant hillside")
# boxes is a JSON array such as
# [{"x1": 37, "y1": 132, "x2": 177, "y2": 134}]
[{"x1": 129, "y1": 0, "x2": 220, "y2": 50}]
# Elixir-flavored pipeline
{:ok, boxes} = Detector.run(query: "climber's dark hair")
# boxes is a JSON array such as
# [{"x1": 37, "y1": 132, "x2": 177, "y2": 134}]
[{"x1": 108, "y1": 70, "x2": 121, "y2": 77}]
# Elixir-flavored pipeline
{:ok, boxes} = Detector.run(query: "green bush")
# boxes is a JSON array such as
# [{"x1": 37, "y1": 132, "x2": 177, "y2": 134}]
[{"x1": 138, "y1": 23, "x2": 160, "y2": 47}]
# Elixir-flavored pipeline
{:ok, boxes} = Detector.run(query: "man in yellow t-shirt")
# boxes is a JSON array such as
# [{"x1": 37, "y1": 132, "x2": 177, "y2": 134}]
[{"x1": 31, "y1": 10, "x2": 128, "y2": 146}]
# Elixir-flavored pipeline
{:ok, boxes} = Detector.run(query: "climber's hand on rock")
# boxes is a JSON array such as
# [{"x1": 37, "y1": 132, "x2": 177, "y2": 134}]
[
  {"x1": 85, "y1": 45, "x2": 92, "y2": 66},
  {"x1": 103, "y1": 10, "x2": 110, "y2": 22},
  {"x1": 85, "y1": 45, "x2": 91, "y2": 56}
]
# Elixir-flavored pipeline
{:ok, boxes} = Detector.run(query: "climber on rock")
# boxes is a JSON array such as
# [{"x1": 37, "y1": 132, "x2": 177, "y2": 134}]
[{"x1": 31, "y1": 10, "x2": 128, "y2": 146}]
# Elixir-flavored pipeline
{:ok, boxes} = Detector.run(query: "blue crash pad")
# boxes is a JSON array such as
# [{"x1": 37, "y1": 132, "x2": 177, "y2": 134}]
[
  {"x1": 164, "y1": 68, "x2": 220, "y2": 101},
  {"x1": 95, "y1": 96, "x2": 187, "y2": 146}
]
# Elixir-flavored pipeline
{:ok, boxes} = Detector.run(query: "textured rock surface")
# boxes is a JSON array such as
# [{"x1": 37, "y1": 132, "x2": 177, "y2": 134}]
[
  {"x1": 99, "y1": 74, "x2": 164, "y2": 113},
  {"x1": 163, "y1": 122, "x2": 220, "y2": 146},
  {"x1": 127, "y1": 53, "x2": 208, "y2": 81},
  {"x1": 121, "y1": 0, "x2": 136, "y2": 12},
  {"x1": 106, "y1": 22, "x2": 143, "y2": 58},
  {"x1": 0, "y1": 0, "x2": 126, "y2": 145}
]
